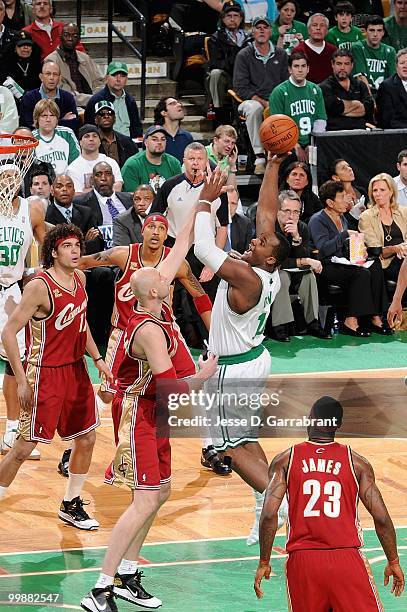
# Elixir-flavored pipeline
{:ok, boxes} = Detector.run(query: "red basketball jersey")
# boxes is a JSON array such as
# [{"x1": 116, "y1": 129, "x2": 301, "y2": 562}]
[
  {"x1": 26, "y1": 270, "x2": 88, "y2": 367},
  {"x1": 112, "y1": 243, "x2": 171, "y2": 330},
  {"x1": 286, "y1": 441, "x2": 363, "y2": 553},
  {"x1": 116, "y1": 302, "x2": 178, "y2": 397}
]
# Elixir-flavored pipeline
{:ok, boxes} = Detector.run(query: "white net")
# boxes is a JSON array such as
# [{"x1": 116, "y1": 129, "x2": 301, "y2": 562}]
[{"x1": 0, "y1": 134, "x2": 38, "y2": 219}]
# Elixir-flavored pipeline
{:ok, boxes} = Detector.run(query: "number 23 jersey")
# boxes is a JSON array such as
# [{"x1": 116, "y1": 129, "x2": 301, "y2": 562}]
[{"x1": 286, "y1": 441, "x2": 363, "y2": 553}]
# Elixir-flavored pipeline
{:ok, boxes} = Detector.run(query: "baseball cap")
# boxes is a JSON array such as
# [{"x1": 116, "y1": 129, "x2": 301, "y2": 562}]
[
  {"x1": 95, "y1": 100, "x2": 115, "y2": 114},
  {"x1": 106, "y1": 61, "x2": 128, "y2": 76},
  {"x1": 252, "y1": 16, "x2": 272, "y2": 27},
  {"x1": 144, "y1": 125, "x2": 167, "y2": 138},
  {"x1": 15, "y1": 31, "x2": 34, "y2": 47},
  {"x1": 79, "y1": 124, "x2": 100, "y2": 140},
  {"x1": 221, "y1": 1, "x2": 244, "y2": 15}
]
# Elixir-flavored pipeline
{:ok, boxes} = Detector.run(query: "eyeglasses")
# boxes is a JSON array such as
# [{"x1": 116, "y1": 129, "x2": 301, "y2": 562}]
[
  {"x1": 280, "y1": 209, "x2": 301, "y2": 216},
  {"x1": 97, "y1": 111, "x2": 114, "y2": 117}
]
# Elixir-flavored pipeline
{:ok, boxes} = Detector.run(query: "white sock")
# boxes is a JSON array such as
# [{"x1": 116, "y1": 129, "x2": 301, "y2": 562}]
[
  {"x1": 202, "y1": 438, "x2": 213, "y2": 449},
  {"x1": 95, "y1": 573, "x2": 114, "y2": 589},
  {"x1": 118, "y1": 558, "x2": 138, "y2": 575},
  {"x1": 96, "y1": 394, "x2": 111, "y2": 417},
  {"x1": 6, "y1": 419, "x2": 18, "y2": 433},
  {"x1": 253, "y1": 489, "x2": 265, "y2": 511},
  {"x1": 64, "y1": 472, "x2": 87, "y2": 502},
  {"x1": 0, "y1": 485, "x2": 8, "y2": 500}
]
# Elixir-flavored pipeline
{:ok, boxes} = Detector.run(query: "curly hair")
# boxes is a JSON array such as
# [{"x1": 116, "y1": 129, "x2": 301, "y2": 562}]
[{"x1": 42, "y1": 223, "x2": 85, "y2": 269}]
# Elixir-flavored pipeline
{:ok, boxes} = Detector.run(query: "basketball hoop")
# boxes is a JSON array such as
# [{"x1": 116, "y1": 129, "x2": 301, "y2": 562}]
[{"x1": 0, "y1": 133, "x2": 39, "y2": 219}]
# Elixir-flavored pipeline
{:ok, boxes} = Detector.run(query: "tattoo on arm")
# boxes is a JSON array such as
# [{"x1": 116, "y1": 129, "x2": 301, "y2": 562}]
[
  {"x1": 93, "y1": 250, "x2": 113, "y2": 264},
  {"x1": 183, "y1": 263, "x2": 206, "y2": 295}
]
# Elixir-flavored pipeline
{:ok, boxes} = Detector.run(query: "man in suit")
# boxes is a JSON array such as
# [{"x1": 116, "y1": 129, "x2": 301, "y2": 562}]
[
  {"x1": 227, "y1": 195, "x2": 253, "y2": 254},
  {"x1": 45, "y1": 174, "x2": 104, "y2": 254},
  {"x1": 94, "y1": 100, "x2": 138, "y2": 169},
  {"x1": 113, "y1": 184, "x2": 154, "y2": 246},
  {"x1": 377, "y1": 48, "x2": 407, "y2": 129}
]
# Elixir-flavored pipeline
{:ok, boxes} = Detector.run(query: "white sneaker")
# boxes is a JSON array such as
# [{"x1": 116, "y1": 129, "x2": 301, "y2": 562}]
[
  {"x1": 0, "y1": 430, "x2": 41, "y2": 460},
  {"x1": 254, "y1": 159, "x2": 266, "y2": 175},
  {"x1": 246, "y1": 495, "x2": 288, "y2": 546}
]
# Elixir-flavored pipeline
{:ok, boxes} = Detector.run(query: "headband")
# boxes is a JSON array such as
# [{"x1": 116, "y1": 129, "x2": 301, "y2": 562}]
[
  {"x1": 54, "y1": 234, "x2": 79, "y2": 249},
  {"x1": 142, "y1": 214, "x2": 169, "y2": 233}
]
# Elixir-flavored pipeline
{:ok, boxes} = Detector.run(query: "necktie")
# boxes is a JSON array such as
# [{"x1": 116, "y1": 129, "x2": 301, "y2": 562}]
[
  {"x1": 106, "y1": 197, "x2": 120, "y2": 220},
  {"x1": 224, "y1": 224, "x2": 232, "y2": 252},
  {"x1": 65, "y1": 208, "x2": 72, "y2": 223}
]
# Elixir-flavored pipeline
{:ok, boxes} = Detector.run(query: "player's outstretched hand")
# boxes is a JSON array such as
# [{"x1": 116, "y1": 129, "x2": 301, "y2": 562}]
[
  {"x1": 199, "y1": 167, "x2": 228, "y2": 203},
  {"x1": 254, "y1": 562, "x2": 271, "y2": 599},
  {"x1": 196, "y1": 354, "x2": 218, "y2": 381},
  {"x1": 17, "y1": 378, "x2": 34, "y2": 411},
  {"x1": 387, "y1": 298, "x2": 403, "y2": 329},
  {"x1": 95, "y1": 359, "x2": 114, "y2": 382},
  {"x1": 267, "y1": 151, "x2": 289, "y2": 165},
  {"x1": 384, "y1": 560, "x2": 405, "y2": 597}
]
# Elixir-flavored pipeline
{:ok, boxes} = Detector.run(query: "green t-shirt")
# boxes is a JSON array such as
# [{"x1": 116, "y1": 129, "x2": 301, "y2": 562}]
[
  {"x1": 205, "y1": 143, "x2": 231, "y2": 173},
  {"x1": 383, "y1": 16, "x2": 407, "y2": 52},
  {"x1": 351, "y1": 40, "x2": 396, "y2": 91},
  {"x1": 122, "y1": 150, "x2": 182, "y2": 192},
  {"x1": 268, "y1": 79, "x2": 327, "y2": 147},
  {"x1": 271, "y1": 19, "x2": 308, "y2": 54},
  {"x1": 325, "y1": 25, "x2": 364, "y2": 50}
]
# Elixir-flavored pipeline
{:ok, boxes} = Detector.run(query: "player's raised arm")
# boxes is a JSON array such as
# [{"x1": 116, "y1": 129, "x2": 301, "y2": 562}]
[
  {"x1": 254, "y1": 451, "x2": 289, "y2": 599},
  {"x1": 354, "y1": 451, "x2": 405, "y2": 597},
  {"x1": 77, "y1": 246, "x2": 129, "y2": 270},
  {"x1": 176, "y1": 260, "x2": 212, "y2": 330},
  {"x1": 387, "y1": 257, "x2": 407, "y2": 327},
  {"x1": 256, "y1": 153, "x2": 286, "y2": 237}
]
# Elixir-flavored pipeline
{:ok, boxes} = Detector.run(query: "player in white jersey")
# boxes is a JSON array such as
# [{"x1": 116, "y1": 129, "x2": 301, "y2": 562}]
[
  {"x1": 194, "y1": 155, "x2": 290, "y2": 543},
  {"x1": 0, "y1": 165, "x2": 46, "y2": 458}
]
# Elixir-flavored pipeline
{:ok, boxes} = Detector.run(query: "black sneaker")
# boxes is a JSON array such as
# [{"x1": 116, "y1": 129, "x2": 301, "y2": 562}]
[
  {"x1": 201, "y1": 446, "x2": 232, "y2": 476},
  {"x1": 58, "y1": 448, "x2": 72, "y2": 477},
  {"x1": 81, "y1": 586, "x2": 118, "y2": 612},
  {"x1": 114, "y1": 570, "x2": 162, "y2": 608},
  {"x1": 58, "y1": 496, "x2": 99, "y2": 530}
]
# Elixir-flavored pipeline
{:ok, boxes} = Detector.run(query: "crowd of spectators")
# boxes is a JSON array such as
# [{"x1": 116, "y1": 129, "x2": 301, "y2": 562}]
[{"x1": 0, "y1": 0, "x2": 407, "y2": 346}]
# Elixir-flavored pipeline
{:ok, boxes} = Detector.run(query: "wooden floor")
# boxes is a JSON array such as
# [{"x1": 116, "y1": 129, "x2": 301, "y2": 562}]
[{"x1": 1, "y1": 369, "x2": 407, "y2": 555}]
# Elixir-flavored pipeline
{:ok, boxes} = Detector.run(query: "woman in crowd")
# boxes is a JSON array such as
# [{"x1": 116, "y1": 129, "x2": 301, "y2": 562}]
[
  {"x1": 272, "y1": 0, "x2": 307, "y2": 54},
  {"x1": 330, "y1": 158, "x2": 367, "y2": 230},
  {"x1": 359, "y1": 173, "x2": 407, "y2": 282},
  {"x1": 3, "y1": 0, "x2": 32, "y2": 30},
  {"x1": 280, "y1": 160, "x2": 322, "y2": 223},
  {"x1": 308, "y1": 180, "x2": 391, "y2": 337},
  {"x1": 1, "y1": 31, "x2": 41, "y2": 95}
]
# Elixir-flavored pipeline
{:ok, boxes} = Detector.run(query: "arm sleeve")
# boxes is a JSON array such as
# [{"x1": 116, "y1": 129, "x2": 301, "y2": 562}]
[
  {"x1": 194, "y1": 211, "x2": 228, "y2": 273},
  {"x1": 216, "y1": 194, "x2": 229, "y2": 227}
]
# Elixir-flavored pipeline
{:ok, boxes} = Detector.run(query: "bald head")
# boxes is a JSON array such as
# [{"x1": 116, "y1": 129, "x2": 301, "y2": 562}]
[{"x1": 130, "y1": 267, "x2": 161, "y2": 302}]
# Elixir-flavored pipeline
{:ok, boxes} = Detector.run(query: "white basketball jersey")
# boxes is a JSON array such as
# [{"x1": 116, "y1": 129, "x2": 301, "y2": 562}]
[
  {"x1": 0, "y1": 198, "x2": 33, "y2": 286},
  {"x1": 208, "y1": 267, "x2": 281, "y2": 356}
]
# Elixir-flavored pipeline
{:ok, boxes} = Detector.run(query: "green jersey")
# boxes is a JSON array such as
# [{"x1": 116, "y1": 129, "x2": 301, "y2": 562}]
[
  {"x1": 32, "y1": 126, "x2": 80, "y2": 175},
  {"x1": 271, "y1": 19, "x2": 308, "y2": 54},
  {"x1": 268, "y1": 78, "x2": 327, "y2": 147},
  {"x1": 351, "y1": 40, "x2": 396, "y2": 91},
  {"x1": 122, "y1": 150, "x2": 182, "y2": 193},
  {"x1": 384, "y1": 16, "x2": 407, "y2": 52},
  {"x1": 325, "y1": 25, "x2": 364, "y2": 50}
]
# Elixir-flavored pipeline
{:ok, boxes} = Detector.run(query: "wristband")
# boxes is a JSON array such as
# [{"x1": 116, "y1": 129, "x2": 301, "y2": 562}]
[
  {"x1": 198, "y1": 199, "x2": 212, "y2": 206},
  {"x1": 93, "y1": 356, "x2": 103, "y2": 362},
  {"x1": 193, "y1": 294, "x2": 212, "y2": 315},
  {"x1": 389, "y1": 557, "x2": 400, "y2": 565}
]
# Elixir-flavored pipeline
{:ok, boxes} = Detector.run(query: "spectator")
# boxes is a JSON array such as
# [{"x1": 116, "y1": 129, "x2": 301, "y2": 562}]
[
  {"x1": 0, "y1": 1, "x2": 16, "y2": 63},
  {"x1": 3, "y1": 0, "x2": 32, "y2": 30},
  {"x1": 227, "y1": 192, "x2": 253, "y2": 253},
  {"x1": 272, "y1": 0, "x2": 307, "y2": 54},
  {"x1": 112, "y1": 184, "x2": 154, "y2": 246},
  {"x1": 352, "y1": 1, "x2": 384, "y2": 29},
  {"x1": 330, "y1": 157, "x2": 367, "y2": 230},
  {"x1": 296, "y1": 1, "x2": 335, "y2": 27},
  {"x1": 121, "y1": 125, "x2": 182, "y2": 193},
  {"x1": 279, "y1": 160, "x2": 322, "y2": 223},
  {"x1": 73, "y1": 161, "x2": 132, "y2": 228},
  {"x1": 153, "y1": 96, "x2": 193, "y2": 162},
  {"x1": 352, "y1": 15, "x2": 397, "y2": 97},
  {"x1": 84, "y1": 61, "x2": 142, "y2": 139},
  {"x1": 393, "y1": 149, "x2": 407, "y2": 207},
  {"x1": 0, "y1": 84, "x2": 19, "y2": 132},
  {"x1": 13, "y1": 125, "x2": 55, "y2": 197},
  {"x1": 20, "y1": 59, "x2": 79, "y2": 132},
  {"x1": 268, "y1": 51, "x2": 326, "y2": 162},
  {"x1": 376, "y1": 48, "x2": 407, "y2": 129},
  {"x1": 235, "y1": 0, "x2": 277, "y2": 24},
  {"x1": 205, "y1": 124, "x2": 238, "y2": 173},
  {"x1": 384, "y1": 0, "x2": 407, "y2": 52},
  {"x1": 28, "y1": 166, "x2": 52, "y2": 212},
  {"x1": 94, "y1": 100, "x2": 138, "y2": 169},
  {"x1": 325, "y1": 1, "x2": 364, "y2": 49},
  {"x1": 270, "y1": 189, "x2": 330, "y2": 341},
  {"x1": 1, "y1": 30, "x2": 41, "y2": 94},
  {"x1": 293, "y1": 13, "x2": 337, "y2": 83},
  {"x1": 233, "y1": 15, "x2": 288, "y2": 175},
  {"x1": 45, "y1": 23, "x2": 104, "y2": 109},
  {"x1": 32, "y1": 99, "x2": 80, "y2": 174},
  {"x1": 359, "y1": 172, "x2": 407, "y2": 282},
  {"x1": 206, "y1": 1, "x2": 248, "y2": 125},
  {"x1": 67, "y1": 124, "x2": 123, "y2": 193},
  {"x1": 320, "y1": 48, "x2": 374, "y2": 130},
  {"x1": 308, "y1": 180, "x2": 390, "y2": 336},
  {"x1": 23, "y1": 0, "x2": 84, "y2": 61}
]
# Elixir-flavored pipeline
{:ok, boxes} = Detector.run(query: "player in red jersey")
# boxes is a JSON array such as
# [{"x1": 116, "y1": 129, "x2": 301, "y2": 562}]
[
  {"x1": 254, "y1": 396, "x2": 405, "y2": 610},
  {"x1": 0, "y1": 224, "x2": 112, "y2": 530},
  {"x1": 81, "y1": 177, "x2": 221, "y2": 612}
]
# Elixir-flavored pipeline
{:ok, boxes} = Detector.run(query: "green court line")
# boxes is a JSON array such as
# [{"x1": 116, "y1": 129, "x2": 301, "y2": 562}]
[{"x1": 0, "y1": 531, "x2": 405, "y2": 612}]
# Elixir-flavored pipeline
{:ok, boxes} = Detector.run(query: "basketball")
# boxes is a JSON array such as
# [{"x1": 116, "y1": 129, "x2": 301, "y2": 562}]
[{"x1": 259, "y1": 114, "x2": 299, "y2": 154}]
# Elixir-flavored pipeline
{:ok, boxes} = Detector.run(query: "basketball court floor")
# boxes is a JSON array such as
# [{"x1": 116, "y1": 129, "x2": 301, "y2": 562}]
[{"x1": 0, "y1": 333, "x2": 406, "y2": 611}]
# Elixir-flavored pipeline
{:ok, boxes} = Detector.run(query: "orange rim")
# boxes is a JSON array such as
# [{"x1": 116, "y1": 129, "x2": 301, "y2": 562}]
[{"x1": 0, "y1": 134, "x2": 39, "y2": 154}]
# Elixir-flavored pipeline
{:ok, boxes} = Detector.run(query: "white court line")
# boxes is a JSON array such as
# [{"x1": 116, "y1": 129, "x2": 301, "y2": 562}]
[{"x1": 0, "y1": 604, "x2": 81, "y2": 610}]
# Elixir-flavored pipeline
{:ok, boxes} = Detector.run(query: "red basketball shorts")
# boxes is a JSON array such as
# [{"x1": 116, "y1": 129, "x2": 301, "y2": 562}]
[
  {"x1": 20, "y1": 359, "x2": 99, "y2": 443},
  {"x1": 105, "y1": 393, "x2": 171, "y2": 490},
  {"x1": 286, "y1": 548, "x2": 383, "y2": 611}
]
